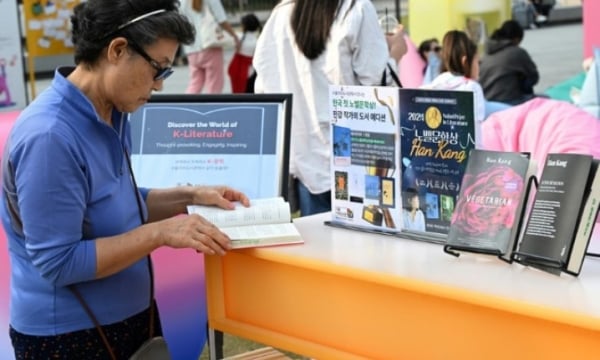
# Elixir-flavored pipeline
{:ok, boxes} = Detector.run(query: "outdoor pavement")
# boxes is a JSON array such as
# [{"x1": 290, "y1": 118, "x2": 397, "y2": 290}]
[{"x1": 28, "y1": 22, "x2": 584, "y2": 100}]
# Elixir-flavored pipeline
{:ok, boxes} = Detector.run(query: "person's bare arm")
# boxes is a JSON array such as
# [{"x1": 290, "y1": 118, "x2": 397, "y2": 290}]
[{"x1": 219, "y1": 21, "x2": 241, "y2": 51}]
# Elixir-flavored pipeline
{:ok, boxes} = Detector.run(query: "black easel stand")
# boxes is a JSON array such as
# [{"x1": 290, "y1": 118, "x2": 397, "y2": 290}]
[{"x1": 444, "y1": 175, "x2": 539, "y2": 264}]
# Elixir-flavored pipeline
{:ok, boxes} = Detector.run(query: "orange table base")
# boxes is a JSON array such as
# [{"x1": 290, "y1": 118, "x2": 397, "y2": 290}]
[{"x1": 205, "y1": 251, "x2": 600, "y2": 359}]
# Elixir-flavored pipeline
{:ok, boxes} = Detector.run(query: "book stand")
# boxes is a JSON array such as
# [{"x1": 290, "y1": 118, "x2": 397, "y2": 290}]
[
  {"x1": 511, "y1": 178, "x2": 600, "y2": 277},
  {"x1": 443, "y1": 175, "x2": 539, "y2": 264}
]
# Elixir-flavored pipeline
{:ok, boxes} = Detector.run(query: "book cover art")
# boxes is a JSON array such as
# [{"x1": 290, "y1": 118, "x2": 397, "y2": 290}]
[
  {"x1": 446, "y1": 150, "x2": 532, "y2": 255},
  {"x1": 399, "y1": 88, "x2": 475, "y2": 236},
  {"x1": 518, "y1": 153, "x2": 594, "y2": 267},
  {"x1": 329, "y1": 85, "x2": 401, "y2": 232}
]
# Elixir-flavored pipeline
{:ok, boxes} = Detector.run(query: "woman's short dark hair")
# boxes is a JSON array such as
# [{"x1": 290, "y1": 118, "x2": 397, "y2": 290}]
[
  {"x1": 71, "y1": 0, "x2": 195, "y2": 65},
  {"x1": 440, "y1": 30, "x2": 478, "y2": 78}
]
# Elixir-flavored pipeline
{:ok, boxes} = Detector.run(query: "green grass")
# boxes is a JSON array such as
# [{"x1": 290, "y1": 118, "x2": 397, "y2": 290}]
[{"x1": 198, "y1": 333, "x2": 308, "y2": 359}]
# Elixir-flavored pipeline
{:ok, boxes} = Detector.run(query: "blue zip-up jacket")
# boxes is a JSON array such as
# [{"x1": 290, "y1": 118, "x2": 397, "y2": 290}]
[{"x1": 1, "y1": 67, "x2": 151, "y2": 335}]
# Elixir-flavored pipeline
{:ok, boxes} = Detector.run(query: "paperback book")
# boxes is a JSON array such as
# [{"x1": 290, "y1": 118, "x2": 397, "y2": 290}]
[
  {"x1": 515, "y1": 154, "x2": 600, "y2": 275},
  {"x1": 187, "y1": 197, "x2": 303, "y2": 249},
  {"x1": 399, "y1": 88, "x2": 476, "y2": 239},
  {"x1": 445, "y1": 149, "x2": 536, "y2": 261}
]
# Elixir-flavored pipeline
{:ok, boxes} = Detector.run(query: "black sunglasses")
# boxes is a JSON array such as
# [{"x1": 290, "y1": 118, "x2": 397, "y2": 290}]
[{"x1": 127, "y1": 40, "x2": 174, "y2": 81}]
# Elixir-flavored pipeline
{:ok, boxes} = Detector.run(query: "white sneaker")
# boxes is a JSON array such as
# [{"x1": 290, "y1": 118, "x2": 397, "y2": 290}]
[
  {"x1": 529, "y1": 23, "x2": 538, "y2": 29},
  {"x1": 536, "y1": 14, "x2": 548, "y2": 23}
]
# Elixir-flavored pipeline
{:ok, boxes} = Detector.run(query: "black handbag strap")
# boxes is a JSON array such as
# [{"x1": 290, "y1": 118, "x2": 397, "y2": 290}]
[
  {"x1": 380, "y1": 62, "x2": 403, "y2": 88},
  {"x1": 70, "y1": 149, "x2": 154, "y2": 360}
]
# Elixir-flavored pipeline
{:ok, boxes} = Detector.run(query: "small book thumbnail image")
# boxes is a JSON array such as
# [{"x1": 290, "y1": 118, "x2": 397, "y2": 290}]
[
  {"x1": 425, "y1": 192, "x2": 439, "y2": 219},
  {"x1": 333, "y1": 125, "x2": 352, "y2": 159},
  {"x1": 335, "y1": 171, "x2": 349, "y2": 200},
  {"x1": 402, "y1": 188, "x2": 426, "y2": 232},
  {"x1": 440, "y1": 194, "x2": 455, "y2": 222},
  {"x1": 365, "y1": 174, "x2": 381, "y2": 200},
  {"x1": 380, "y1": 177, "x2": 395, "y2": 208}
]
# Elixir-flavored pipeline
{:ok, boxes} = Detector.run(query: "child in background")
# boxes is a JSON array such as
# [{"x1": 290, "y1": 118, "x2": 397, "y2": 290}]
[
  {"x1": 228, "y1": 13, "x2": 261, "y2": 93},
  {"x1": 422, "y1": 30, "x2": 485, "y2": 148}
]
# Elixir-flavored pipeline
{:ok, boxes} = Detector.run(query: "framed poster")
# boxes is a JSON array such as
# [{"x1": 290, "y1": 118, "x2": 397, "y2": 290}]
[
  {"x1": 128, "y1": 93, "x2": 292, "y2": 359},
  {"x1": 128, "y1": 93, "x2": 293, "y2": 199}
]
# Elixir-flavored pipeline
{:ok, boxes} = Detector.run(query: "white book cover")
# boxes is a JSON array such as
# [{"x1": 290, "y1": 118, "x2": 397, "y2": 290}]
[{"x1": 329, "y1": 85, "x2": 402, "y2": 232}]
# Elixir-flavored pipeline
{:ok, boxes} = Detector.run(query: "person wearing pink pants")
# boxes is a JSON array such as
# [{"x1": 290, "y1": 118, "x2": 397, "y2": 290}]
[
  {"x1": 181, "y1": 0, "x2": 239, "y2": 94},
  {"x1": 185, "y1": 47, "x2": 225, "y2": 93}
]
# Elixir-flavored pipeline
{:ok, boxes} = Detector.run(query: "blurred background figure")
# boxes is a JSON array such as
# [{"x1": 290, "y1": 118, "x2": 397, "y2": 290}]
[
  {"x1": 418, "y1": 38, "x2": 441, "y2": 85},
  {"x1": 531, "y1": 0, "x2": 556, "y2": 17},
  {"x1": 227, "y1": 13, "x2": 261, "y2": 93},
  {"x1": 253, "y1": 0, "x2": 406, "y2": 216},
  {"x1": 512, "y1": 0, "x2": 548, "y2": 29},
  {"x1": 479, "y1": 20, "x2": 539, "y2": 105},
  {"x1": 181, "y1": 0, "x2": 240, "y2": 94},
  {"x1": 422, "y1": 30, "x2": 484, "y2": 147}
]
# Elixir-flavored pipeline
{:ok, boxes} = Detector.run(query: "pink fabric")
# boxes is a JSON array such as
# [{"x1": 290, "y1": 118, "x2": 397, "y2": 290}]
[
  {"x1": 483, "y1": 98, "x2": 600, "y2": 172},
  {"x1": 483, "y1": 98, "x2": 600, "y2": 205},
  {"x1": 186, "y1": 48, "x2": 225, "y2": 94},
  {"x1": 0, "y1": 110, "x2": 18, "y2": 360},
  {"x1": 398, "y1": 34, "x2": 425, "y2": 88}
]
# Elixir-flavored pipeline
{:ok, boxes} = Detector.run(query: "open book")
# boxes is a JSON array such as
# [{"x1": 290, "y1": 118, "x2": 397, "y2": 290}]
[{"x1": 187, "y1": 197, "x2": 303, "y2": 249}]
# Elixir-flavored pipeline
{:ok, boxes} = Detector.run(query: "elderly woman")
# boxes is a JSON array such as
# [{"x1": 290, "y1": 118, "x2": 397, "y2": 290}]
[{"x1": 2, "y1": 0, "x2": 249, "y2": 358}]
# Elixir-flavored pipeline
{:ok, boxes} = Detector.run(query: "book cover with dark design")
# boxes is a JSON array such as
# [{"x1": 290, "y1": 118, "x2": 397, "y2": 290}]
[
  {"x1": 517, "y1": 153, "x2": 595, "y2": 272},
  {"x1": 446, "y1": 149, "x2": 533, "y2": 259},
  {"x1": 399, "y1": 88, "x2": 475, "y2": 237}
]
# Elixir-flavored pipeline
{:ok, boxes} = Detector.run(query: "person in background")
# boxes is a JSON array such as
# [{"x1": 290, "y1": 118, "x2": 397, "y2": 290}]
[
  {"x1": 253, "y1": 0, "x2": 407, "y2": 216},
  {"x1": 2, "y1": 0, "x2": 249, "y2": 358},
  {"x1": 402, "y1": 188, "x2": 426, "y2": 232},
  {"x1": 479, "y1": 20, "x2": 539, "y2": 105},
  {"x1": 531, "y1": 0, "x2": 554, "y2": 18},
  {"x1": 227, "y1": 13, "x2": 261, "y2": 93},
  {"x1": 180, "y1": 0, "x2": 240, "y2": 93},
  {"x1": 417, "y1": 38, "x2": 442, "y2": 85},
  {"x1": 512, "y1": 0, "x2": 547, "y2": 29},
  {"x1": 423, "y1": 30, "x2": 484, "y2": 148}
]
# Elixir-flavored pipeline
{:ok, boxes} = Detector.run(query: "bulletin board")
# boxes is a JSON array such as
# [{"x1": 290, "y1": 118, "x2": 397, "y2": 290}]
[{"x1": 22, "y1": 0, "x2": 82, "y2": 58}]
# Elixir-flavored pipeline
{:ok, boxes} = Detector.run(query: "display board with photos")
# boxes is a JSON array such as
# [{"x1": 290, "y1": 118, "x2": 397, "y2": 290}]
[
  {"x1": 329, "y1": 85, "x2": 402, "y2": 233},
  {"x1": 128, "y1": 94, "x2": 292, "y2": 200},
  {"x1": 328, "y1": 85, "x2": 476, "y2": 244}
]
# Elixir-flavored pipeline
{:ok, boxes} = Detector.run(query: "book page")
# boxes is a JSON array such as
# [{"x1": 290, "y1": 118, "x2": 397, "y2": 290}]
[
  {"x1": 225, "y1": 222, "x2": 303, "y2": 249},
  {"x1": 187, "y1": 197, "x2": 290, "y2": 227},
  {"x1": 222, "y1": 223, "x2": 300, "y2": 240}
]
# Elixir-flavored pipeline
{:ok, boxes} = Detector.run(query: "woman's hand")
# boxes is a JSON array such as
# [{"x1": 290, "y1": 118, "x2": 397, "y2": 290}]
[
  {"x1": 387, "y1": 25, "x2": 408, "y2": 62},
  {"x1": 190, "y1": 185, "x2": 250, "y2": 209},
  {"x1": 153, "y1": 213, "x2": 232, "y2": 255}
]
